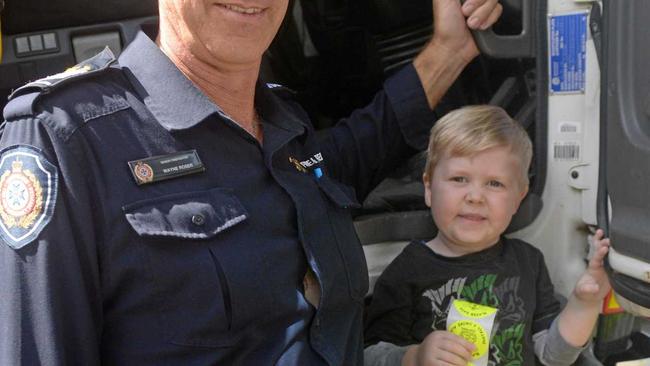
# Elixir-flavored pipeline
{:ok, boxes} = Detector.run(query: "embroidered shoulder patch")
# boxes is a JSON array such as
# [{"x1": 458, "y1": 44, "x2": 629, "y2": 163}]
[{"x1": 0, "y1": 146, "x2": 58, "y2": 249}]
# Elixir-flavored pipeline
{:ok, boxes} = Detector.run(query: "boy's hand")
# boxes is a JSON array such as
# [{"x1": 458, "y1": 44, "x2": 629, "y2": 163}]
[
  {"x1": 402, "y1": 330, "x2": 475, "y2": 366},
  {"x1": 574, "y1": 229, "x2": 611, "y2": 303}
]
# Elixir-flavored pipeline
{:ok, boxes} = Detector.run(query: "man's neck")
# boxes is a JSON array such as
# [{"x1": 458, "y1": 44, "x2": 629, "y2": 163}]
[{"x1": 157, "y1": 33, "x2": 260, "y2": 128}]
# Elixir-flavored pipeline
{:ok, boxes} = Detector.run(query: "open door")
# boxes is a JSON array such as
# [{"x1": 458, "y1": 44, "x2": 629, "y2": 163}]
[
  {"x1": 596, "y1": 1, "x2": 650, "y2": 361},
  {"x1": 602, "y1": 0, "x2": 650, "y2": 315}
]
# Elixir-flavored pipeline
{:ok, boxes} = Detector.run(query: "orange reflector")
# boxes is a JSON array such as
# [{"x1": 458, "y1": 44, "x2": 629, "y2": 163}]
[{"x1": 602, "y1": 290, "x2": 625, "y2": 315}]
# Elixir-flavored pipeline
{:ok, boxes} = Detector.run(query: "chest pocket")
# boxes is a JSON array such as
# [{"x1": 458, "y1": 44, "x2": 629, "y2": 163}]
[
  {"x1": 124, "y1": 188, "x2": 247, "y2": 239},
  {"x1": 123, "y1": 188, "x2": 257, "y2": 348},
  {"x1": 315, "y1": 176, "x2": 369, "y2": 302}
]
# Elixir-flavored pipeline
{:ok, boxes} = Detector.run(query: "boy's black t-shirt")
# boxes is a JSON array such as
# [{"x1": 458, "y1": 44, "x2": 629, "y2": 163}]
[{"x1": 364, "y1": 238, "x2": 561, "y2": 365}]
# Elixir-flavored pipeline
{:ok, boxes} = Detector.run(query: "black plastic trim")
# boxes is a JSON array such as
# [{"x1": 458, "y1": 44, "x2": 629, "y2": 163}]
[
  {"x1": 608, "y1": 267, "x2": 650, "y2": 309},
  {"x1": 532, "y1": 0, "x2": 548, "y2": 196},
  {"x1": 354, "y1": 210, "x2": 436, "y2": 245}
]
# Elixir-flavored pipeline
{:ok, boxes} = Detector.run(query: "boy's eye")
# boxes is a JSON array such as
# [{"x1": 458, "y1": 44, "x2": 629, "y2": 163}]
[
  {"x1": 488, "y1": 180, "x2": 504, "y2": 188},
  {"x1": 450, "y1": 176, "x2": 468, "y2": 183}
]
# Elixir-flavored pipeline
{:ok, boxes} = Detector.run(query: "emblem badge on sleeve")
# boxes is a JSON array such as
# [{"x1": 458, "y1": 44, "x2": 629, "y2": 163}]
[{"x1": 0, "y1": 145, "x2": 58, "y2": 249}]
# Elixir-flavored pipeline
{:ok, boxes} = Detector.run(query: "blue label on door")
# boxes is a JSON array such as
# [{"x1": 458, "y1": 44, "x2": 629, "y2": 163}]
[{"x1": 549, "y1": 12, "x2": 588, "y2": 93}]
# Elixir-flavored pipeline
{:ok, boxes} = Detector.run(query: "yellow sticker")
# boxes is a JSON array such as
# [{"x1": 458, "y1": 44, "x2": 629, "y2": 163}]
[
  {"x1": 63, "y1": 64, "x2": 92, "y2": 75},
  {"x1": 453, "y1": 300, "x2": 498, "y2": 319},
  {"x1": 449, "y1": 320, "x2": 489, "y2": 359}
]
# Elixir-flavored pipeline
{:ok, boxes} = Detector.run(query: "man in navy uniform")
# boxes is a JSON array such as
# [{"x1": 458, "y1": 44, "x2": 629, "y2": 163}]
[{"x1": 0, "y1": 0, "x2": 502, "y2": 364}]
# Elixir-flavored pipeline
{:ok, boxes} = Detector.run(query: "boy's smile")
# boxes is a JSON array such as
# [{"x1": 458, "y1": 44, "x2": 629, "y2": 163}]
[{"x1": 424, "y1": 146, "x2": 528, "y2": 257}]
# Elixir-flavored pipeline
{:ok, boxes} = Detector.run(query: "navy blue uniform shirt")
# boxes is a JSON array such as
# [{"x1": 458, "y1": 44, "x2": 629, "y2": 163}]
[{"x1": 0, "y1": 32, "x2": 435, "y2": 365}]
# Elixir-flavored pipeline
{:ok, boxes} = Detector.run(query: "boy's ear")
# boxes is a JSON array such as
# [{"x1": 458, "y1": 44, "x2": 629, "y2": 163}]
[
  {"x1": 515, "y1": 184, "x2": 529, "y2": 210},
  {"x1": 423, "y1": 173, "x2": 432, "y2": 208}
]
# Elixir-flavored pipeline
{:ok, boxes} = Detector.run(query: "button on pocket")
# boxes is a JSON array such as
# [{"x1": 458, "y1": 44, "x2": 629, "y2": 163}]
[{"x1": 192, "y1": 214, "x2": 206, "y2": 226}]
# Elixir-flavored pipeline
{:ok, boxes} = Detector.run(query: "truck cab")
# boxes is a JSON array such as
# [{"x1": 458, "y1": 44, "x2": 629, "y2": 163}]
[{"x1": 1, "y1": 0, "x2": 649, "y2": 364}]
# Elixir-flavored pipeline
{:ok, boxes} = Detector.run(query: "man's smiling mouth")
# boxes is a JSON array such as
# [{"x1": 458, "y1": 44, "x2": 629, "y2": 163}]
[{"x1": 218, "y1": 3, "x2": 264, "y2": 15}]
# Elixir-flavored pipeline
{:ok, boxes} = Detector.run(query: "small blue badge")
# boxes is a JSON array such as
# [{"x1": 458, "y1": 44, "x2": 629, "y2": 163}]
[
  {"x1": 0, "y1": 145, "x2": 58, "y2": 249},
  {"x1": 314, "y1": 167, "x2": 323, "y2": 179}
]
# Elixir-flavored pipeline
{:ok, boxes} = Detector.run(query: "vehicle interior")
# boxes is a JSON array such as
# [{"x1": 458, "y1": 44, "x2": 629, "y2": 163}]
[{"x1": 1, "y1": 0, "x2": 649, "y2": 364}]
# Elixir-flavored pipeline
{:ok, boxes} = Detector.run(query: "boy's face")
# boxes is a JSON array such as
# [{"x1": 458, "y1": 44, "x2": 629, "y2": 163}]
[{"x1": 424, "y1": 146, "x2": 528, "y2": 253}]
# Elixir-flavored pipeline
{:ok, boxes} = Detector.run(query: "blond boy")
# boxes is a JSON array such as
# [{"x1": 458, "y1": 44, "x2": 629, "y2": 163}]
[{"x1": 364, "y1": 105, "x2": 610, "y2": 366}]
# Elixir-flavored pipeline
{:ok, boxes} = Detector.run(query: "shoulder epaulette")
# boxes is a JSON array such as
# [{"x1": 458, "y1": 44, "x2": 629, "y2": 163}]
[
  {"x1": 7, "y1": 47, "x2": 117, "y2": 102},
  {"x1": 4, "y1": 47, "x2": 117, "y2": 121}
]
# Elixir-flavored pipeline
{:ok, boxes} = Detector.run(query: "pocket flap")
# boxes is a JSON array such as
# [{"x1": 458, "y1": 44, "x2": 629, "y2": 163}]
[
  {"x1": 316, "y1": 176, "x2": 361, "y2": 209},
  {"x1": 123, "y1": 188, "x2": 248, "y2": 239}
]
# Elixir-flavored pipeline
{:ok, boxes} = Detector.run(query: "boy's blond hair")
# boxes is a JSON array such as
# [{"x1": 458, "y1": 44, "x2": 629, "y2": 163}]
[{"x1": 424, "y1": 105, "x2": 533, "y2": 186}]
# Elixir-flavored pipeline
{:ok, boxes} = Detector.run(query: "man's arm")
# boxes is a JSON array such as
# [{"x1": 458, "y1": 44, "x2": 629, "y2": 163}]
[
  {"x1": 319, "y1": 0, "x2": 503, "y2": 197},
  {"x1": 415, "y1": 0, "x2": 503, "y2": 109},
  {"x1": 0, "y1": 112, "x2": 102, "y2": 365}
]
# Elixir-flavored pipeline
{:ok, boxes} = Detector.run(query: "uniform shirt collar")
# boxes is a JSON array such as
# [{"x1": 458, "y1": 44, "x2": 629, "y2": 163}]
[
  {"x1": 118, "y1": 32, "x2": 220, "y2": 131},
  {"x1": 255, "y1": 83, "x2": 306, "y2": 134},
  {"x1": 119, "y1": 31, "x2": 305, "y2": 134}
]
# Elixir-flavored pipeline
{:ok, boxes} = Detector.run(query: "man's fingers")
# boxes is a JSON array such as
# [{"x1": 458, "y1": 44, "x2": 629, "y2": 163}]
[
  {"x1": 461, "y1": 0, "x2": 482, "y2": 16},
  {"x1": 480, "y1": 3, "x2": 503, "y2": 30},
  {"x1": 466, "y1": 0, "x2": 499, "y2": 29}
]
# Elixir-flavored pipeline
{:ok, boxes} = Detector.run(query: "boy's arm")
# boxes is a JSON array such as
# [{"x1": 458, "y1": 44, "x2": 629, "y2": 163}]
[
  {"x1": 364, "y1": 247, "x2": 420, "y2": 365},
  {"x1": 533, "y1": 318, "x2": 586, "y2": 366},
  {"x1": 364, "y1": 276, "x2": 416, "y2": 347},
  {"x1": 363, "y1": 278, "x2": 415, "y2": 366},
  {"x1": 533, "y1": 230, "x2": 611, "y2": 365},
  {"x1": 529, "y1": 246, "x2": 574, "y2": 365},
  {"x1": 557, "y1": 229, "x2": 611, "y2": 347},
  {"x1": 364, "y1": 342, "x2": 410, "y2": 366}
]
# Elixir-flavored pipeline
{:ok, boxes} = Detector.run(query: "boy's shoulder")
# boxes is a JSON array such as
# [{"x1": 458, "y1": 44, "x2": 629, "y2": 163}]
[
  {"x1": 502, "y1": 236, "x2": 544, "y2": 256},
  {"x1": 501, "y1": 237, "x2": 550, "y2": 276},
  {"x1": 395, "y1": 239, "x2": 430, "y2": 262},
  {"x1": 395, "y1": 239, "x2": 432, "y2": 260},
  {"x1": 376, "y1": 240, "x2": 431, "y2": 281}
]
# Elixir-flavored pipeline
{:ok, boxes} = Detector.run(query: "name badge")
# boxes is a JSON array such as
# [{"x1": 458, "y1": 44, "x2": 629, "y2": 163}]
[{"x1": 128, "y1": 150, "x2": 205, "y2": 185}]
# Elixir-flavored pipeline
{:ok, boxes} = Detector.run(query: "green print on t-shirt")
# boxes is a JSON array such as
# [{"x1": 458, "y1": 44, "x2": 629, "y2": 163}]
[
  {"x1": 461, "y1": 274, "x2": 500, "y2": 308},
  {"x1": 491, "y1": 323, "x2": 525, "y2": 366},
  {"x1": 457, "y1": 274, "x2": 525, "y2": 366}
]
